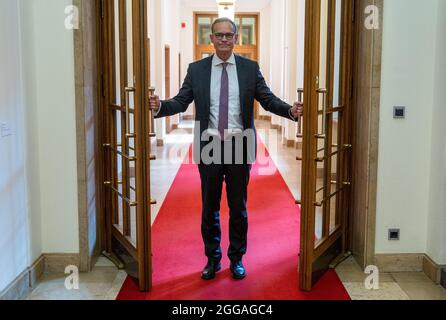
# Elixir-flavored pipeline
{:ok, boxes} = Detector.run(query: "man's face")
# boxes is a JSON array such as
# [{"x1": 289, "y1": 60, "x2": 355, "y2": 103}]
[{"x1": 210, "y1": 22, "x2": 238, "y2": 56}]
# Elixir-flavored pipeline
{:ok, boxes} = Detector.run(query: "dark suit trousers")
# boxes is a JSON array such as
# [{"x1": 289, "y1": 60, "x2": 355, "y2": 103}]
[{"x1": 198, "y1": 141, "x2": 251, "y2": 263}]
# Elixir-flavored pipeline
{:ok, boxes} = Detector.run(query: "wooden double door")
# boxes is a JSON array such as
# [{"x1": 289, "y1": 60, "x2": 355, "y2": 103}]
[
  {"x1": 98, "y1": 0, "x2": 154, "y2": 291},
  {"x1": 97, "y1": 0, "x2": 355, "y2": 292}
]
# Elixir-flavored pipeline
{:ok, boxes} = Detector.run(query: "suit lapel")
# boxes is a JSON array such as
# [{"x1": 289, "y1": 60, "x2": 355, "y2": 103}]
[
  {"x1": 235, "y1": 55, "x2": 246, "y2": 118},
  {"x1": 203, "y1": 56, "x2": 213, "y2": 117}
]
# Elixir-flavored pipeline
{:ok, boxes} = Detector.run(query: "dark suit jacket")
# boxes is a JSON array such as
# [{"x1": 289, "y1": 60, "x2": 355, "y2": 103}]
[{"x1": 156, "y1": 54, "x2": 296, "y2": 164}]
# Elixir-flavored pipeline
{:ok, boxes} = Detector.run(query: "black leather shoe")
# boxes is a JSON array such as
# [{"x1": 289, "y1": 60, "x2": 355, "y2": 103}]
[
  {"x1": 201, "y1": 261, "x2": 221, "y2": 280},
  {"x1": 230, "y1": 260, "x2": 246, "y2": 280}
]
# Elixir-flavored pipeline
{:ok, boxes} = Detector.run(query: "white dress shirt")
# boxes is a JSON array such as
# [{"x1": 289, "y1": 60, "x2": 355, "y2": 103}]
[{"x1": 209, "y1": 54, "x2": 243, "y2": 131}]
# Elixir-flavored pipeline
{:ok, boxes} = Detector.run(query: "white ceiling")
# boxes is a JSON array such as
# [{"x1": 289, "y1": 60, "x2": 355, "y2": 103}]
[{"x1": 180, "y1": 0, "x2": 272, "y2": 10}]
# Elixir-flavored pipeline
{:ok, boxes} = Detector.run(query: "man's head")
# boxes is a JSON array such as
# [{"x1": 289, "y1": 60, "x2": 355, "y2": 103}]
[{"x1": 210, "y1": 18, "x2": 239, "y2": 59}]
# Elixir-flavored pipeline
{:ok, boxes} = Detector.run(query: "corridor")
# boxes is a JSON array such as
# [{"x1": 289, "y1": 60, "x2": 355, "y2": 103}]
[{"x1": 1, "y1": 0, "x2": 446, "y2": 303}]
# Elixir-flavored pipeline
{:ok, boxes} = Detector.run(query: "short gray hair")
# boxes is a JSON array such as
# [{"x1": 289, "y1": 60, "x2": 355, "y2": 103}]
[{"x1": 211, "y1": 18, "x2": 238, "y2": 34}]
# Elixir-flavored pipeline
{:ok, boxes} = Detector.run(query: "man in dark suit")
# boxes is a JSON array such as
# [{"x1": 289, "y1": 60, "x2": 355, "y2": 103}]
[{"x1": 149, "y1": 18, "x2": 303, "y2": 280}]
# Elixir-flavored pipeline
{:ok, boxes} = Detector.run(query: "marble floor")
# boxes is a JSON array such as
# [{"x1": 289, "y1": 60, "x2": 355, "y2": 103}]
[{"x1": 26, "y1": 120, "x2": 446, "y2": 300}]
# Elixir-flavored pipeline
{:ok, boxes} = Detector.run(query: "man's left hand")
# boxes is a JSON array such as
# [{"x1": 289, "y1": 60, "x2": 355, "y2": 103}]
[{"x1": 291, "y1": 102, "x2": 304, "y2": 119}]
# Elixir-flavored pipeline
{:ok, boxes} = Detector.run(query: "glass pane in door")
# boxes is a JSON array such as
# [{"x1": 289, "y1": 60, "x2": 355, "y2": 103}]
[
  {"x1": 198, "y1": 17, "x2": 212, "y2": 45},
  {"x1": 241, "y1": 17, "x2": 256, "y2": 45}
]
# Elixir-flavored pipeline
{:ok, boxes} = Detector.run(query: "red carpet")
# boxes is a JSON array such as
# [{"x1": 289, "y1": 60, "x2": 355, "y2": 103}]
[{"x1": 116, "y1": 140, "x2": 350, "y2": 300}]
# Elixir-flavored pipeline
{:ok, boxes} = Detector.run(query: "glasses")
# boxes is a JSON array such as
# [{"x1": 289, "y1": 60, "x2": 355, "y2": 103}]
[{"x1": 213, "y1": 32, "x2": 236, "y2": 40}]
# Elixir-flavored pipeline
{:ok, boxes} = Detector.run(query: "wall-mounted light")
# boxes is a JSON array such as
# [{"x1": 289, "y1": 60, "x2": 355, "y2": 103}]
[{"x1": 216, "y1": 1, "x2": 236, "y2": 21}]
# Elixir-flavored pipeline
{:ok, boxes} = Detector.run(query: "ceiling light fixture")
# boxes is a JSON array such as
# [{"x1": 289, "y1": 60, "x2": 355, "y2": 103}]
[{"x1": 216, "y1": 0, "x2": 236, "y2": 21}]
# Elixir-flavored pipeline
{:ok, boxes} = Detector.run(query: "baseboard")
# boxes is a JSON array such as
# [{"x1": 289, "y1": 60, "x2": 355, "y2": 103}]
[
  {"x1": 441, "y1": 268, "x2": 446, "y2": 290},
  {"x1": 374, "y1": 253, "x2": 424, "y2": 273},
  {"x1": 281, "y1": 137, "x2": 296, "y2": 148},
  {"x1": 258, "y1": 115, "x2": 272, "y2": 122},
  {"x1": 0, "y1": 269, "x2": 31, "y2": 300},
  {"x1": 0, "y1": 253, "x2": 82, "y2": 300},
  {"x1": 44, "y1": 253, "x2": 80, "y2": 273},
  {"x1": 0, "y1": 255, "x2": 45, "y2": 300},
  {"x1": 182, "y1": 115, "x2": 194, "y2": 121},
  {"x1": 270, "y1": 124, "x2": 282, "y2": 131},
  {"x1": 29, "y1": 255, "x2": 45, "y2": 288},
  {"x1": 374, "y1": 254, "x2": 445, "y2": 283},
  {"x1": 295, "y1": 139, "x2": 303, "y2": 150},
  {"x1": 423, "y1": 255, "x2": 444, "y2": 284}
]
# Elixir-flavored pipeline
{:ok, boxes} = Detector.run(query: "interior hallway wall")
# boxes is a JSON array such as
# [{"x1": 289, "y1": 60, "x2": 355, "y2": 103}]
[
  {"x1": 426, "y1": 0, "x2": 446, "y2": 265},
  {"x1": 283, "y1": 0, "x2": 301, "y2": 142},
  {"x1": 20, "y1": 0, "x2": 79, "y2": 255},
  {"x1": 149, "y1": 0, "x2": 166, "y2": 142},
  {"x1": 149, "y1": 0, "x2": 182, "y2": 140},
  {"x1": 0, "y1": 0, "x2": 32, "y2": 293},
  {"x1": 376, "y1": 0, "x2": 438, "y2": 256},
  {"x1": 268, "y1": 0, "x2": 286, "y2": 128},
  {"x1": 1, "y1": 0, "x2": 80, "y2": 293},
  {"x1": 162, "y1": 0, "x2": 182, "y2": 128}
]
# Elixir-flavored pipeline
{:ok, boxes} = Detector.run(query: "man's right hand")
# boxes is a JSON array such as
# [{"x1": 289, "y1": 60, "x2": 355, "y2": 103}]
[{"x1": 149, "y1": 94, "x2": 160, "y2": 112}]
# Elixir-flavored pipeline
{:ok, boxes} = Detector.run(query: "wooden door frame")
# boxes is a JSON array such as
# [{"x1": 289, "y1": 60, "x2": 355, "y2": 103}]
[
  {"x1": 73, "y1": 0, "x2": 383, "y2": 286},
  {"x1": 349, "y1": 0, "x2": 384, "y2": 269}
]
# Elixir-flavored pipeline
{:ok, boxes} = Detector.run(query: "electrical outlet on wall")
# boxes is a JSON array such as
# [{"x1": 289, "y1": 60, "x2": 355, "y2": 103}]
[
  {"x1": 393, "y1": 106, "x2": 406, "y2": 119},
  {"x1": 388, "y1": 229, "x2": 400, "y2": 241}
]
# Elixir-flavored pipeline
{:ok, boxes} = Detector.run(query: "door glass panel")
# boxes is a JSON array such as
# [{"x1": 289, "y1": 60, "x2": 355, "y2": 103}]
[
  {"x1": 329, "y1": 194, "x2": 337, "y2": 234},
  {"x1": 315, "y1": 206, "x2": 323, "y2": 242},
  {"x1": 319, "y1": 0, "x2": 329, "y2": 92},
  {"x1": 332, "y1": 112, "x2": 339, "y2": 151},
  {"x1": 333, "y1": 0, "x2": 343, "y2": 107},
  {"x1": 117, "y1": 152, "x2": 124, "y2": 230},
  {"x1": 234, "y1": 17, "x2": 241, "y2": 31},
  {"x1": 130, "y1": 194, "x2": 137, "y2": 246},
  {"x1": 116, "y1": 111, "x2": 122, "y2": 149},
  {"x1": 329, "y1": 151, "x2": 338, "y2": 234},
  {"x1": 126, "y1": 0, "x2": 134, "y2": 88},
  {"x1": 198, "y1": 17, "x2": 212, "y2": 44},
  {"x1": 114, "y1": 0, "x2": 121, "y2": 105},
  {"x1": 241, "y1": 17, "x2": 256, "y2": 45}
]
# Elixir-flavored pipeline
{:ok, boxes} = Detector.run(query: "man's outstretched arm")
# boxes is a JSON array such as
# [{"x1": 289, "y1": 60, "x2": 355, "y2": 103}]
[
  {"x1": 254, "y1": 63, "x2": 303, "y2": 121},
  {"x1": 149, "y1": 66, "x2": 195, "y2": 118}
]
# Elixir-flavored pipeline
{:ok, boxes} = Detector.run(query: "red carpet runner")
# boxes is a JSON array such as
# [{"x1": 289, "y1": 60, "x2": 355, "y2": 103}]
[{"x1": 117, "y1": 141, "x2": 350, "y2": 300}]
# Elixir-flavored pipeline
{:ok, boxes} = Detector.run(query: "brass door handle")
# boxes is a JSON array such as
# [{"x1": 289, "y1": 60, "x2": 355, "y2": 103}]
[
  {"x1": 148, "y1": 87, "x2": 156, "y2": 138},
  {"x1": 297, "y1": 88, "x2": 304, "y2": 138},
  {"x1": 125, "y1": 87, "x2": 136, "y2": 139},
  {"x1": 316, "y1": 88, "x2": 327, "y2": 138}
]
